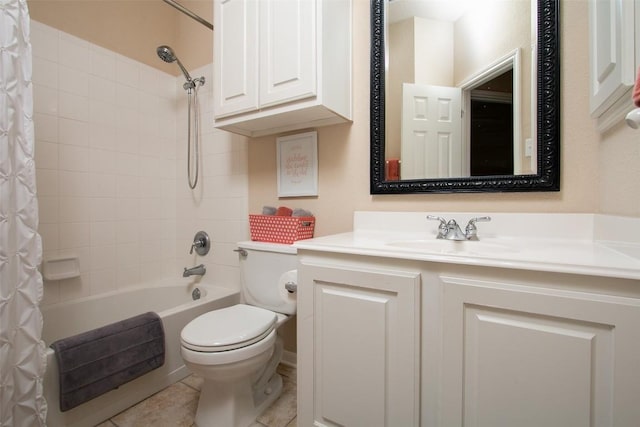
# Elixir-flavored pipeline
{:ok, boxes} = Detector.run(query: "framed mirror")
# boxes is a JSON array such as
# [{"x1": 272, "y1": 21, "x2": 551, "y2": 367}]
[{"x1": 370, "y1": 0, "x2": 560, "y2": 194}]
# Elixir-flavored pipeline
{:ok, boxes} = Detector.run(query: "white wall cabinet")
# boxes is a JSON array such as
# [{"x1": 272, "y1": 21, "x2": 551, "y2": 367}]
[
  {"x1": 297, "y1": 257, "x2": 421, "y2": 427},
  {"x1": 213, "y1": 0, "x2": 352, "y2": 137},
  {"x1": 588, "y1": 0, "x2": 639, "y2": 131},
  {"x1": 297, "y1": 252, "x2": 640, "y2": 426}
]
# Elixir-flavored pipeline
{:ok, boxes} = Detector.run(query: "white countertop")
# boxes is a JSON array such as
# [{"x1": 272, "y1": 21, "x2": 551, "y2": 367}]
[{"x1": 294, "y1": 212, "x2": 640, "y2": 280}]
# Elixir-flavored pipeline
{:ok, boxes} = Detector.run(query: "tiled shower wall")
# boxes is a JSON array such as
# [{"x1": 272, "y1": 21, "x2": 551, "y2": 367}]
[{"x1": 32, "y1": 21, "x2": 249, "y2": 306}]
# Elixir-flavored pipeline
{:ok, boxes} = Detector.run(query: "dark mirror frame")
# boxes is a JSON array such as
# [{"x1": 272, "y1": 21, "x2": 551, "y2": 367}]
[{"x1": 370, "y1": 0, "x2": 560, "y2": 194}]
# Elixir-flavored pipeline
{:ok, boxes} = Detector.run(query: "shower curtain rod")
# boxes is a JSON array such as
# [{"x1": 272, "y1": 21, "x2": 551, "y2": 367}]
[{"x1": 162, "y1": 0, "x2": 214, "y2": 31}]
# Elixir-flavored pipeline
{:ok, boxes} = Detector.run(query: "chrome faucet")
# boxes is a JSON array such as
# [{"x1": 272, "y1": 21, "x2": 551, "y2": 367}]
[
  {"x1": 427, "y1": 215, "x2": 491, "y2": 241},
  {"x1": 183, "y1": 264, "x2": 206, "y2": 277}
]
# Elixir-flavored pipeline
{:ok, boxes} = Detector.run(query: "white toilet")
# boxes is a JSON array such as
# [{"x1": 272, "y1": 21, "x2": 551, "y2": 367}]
[{"x1": 180, "y1": 241, "x2": 298, "y2": 427}]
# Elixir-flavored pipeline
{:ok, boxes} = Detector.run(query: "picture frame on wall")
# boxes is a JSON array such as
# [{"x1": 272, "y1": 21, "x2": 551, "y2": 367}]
[{"x1": 276, "y1": 131, "x2": 318, "y2": 197}]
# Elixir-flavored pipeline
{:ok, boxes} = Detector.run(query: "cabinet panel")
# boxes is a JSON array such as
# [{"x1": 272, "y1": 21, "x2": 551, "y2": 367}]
[
  {"x1": 213, "y1": 0, "x2": 259, "y2": 117},
  {"x1": 260, "y1": 0, "x2": 316, "y2": 107},
  {"x1": 298, "y1": 262, "x2": 420, "y2": 427},
  {"x1": 441, "y1": 276, "x2": 640, "y2": 427},
  {"x1": 588, "y1": 0, "x2": 636, "y2": 128}
]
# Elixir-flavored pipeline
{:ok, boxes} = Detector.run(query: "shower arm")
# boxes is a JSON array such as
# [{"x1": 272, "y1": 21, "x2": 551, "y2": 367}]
[{"x1": 161, "y1": 0, "x2": 213, "y2": 31}]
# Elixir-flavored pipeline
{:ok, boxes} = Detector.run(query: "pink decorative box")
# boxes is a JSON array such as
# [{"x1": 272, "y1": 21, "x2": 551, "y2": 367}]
[{"x1": 249, "y1": 215, "x2": 316, "y2": 244}]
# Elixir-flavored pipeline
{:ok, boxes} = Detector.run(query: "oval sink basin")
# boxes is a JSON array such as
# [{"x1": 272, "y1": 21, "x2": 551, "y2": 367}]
[{"x1": 386, "y1": 239, "x2": 513, "y2": 255}]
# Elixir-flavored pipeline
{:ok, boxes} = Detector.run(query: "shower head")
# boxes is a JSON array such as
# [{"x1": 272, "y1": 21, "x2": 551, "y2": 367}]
[{"x1": 156, "y1": 45, "x2": 193, "y2": 82}]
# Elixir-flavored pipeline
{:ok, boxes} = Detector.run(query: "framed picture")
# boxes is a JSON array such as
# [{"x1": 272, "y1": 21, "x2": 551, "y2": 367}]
[{"x1": 276, "y1": 131, "x2": 318, "y2": 197}]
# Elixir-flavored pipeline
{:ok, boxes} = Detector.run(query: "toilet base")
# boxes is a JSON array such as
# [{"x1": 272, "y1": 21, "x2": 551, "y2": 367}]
[{"x1": 194, "y1": 373, "x2": 283, "y2": 427}]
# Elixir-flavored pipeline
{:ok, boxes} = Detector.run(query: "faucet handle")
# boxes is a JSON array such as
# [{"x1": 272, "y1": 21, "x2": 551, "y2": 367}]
[
  {"x1": 465, "y1": 216, "x2": 491, "y2": 240},
  {"x1": 427, "y1": 215, "x2": 449, "y2": 238}
]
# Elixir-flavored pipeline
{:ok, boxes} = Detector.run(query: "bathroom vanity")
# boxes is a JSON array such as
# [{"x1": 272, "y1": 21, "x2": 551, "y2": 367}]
[{"x1": 295, "y1": 212, "x2": 640, "y2": 427}]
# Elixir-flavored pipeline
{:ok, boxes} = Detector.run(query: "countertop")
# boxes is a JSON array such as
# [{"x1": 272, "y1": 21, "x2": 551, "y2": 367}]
[{"x1": 294, "y1": 212, "x2": 640, "y2": 280}]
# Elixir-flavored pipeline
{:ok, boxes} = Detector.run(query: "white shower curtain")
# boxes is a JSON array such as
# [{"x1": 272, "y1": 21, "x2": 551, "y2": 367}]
[{"x1": 0, "y1": 0, "x2": 47, "y2": 425}]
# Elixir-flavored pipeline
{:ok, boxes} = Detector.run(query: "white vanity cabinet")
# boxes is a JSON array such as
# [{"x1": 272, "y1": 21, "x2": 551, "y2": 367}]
[
  {"x1": 297, "y1": 254, "x2": 421, "y2": 427},
  {"x1": 588, "y1": 0, "x2": 640, "y2": 131},
  {"x1": 213, "y1": 0, "x2": 352, "y2": 137},
  {"x1": 297, "y1": 252, "x2": 640, "y2": 427}
]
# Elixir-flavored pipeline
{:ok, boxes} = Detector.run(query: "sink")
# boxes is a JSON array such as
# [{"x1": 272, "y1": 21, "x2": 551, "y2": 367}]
[{"x1": 386, "y1": 239, "x2": 513, "y2": 255}]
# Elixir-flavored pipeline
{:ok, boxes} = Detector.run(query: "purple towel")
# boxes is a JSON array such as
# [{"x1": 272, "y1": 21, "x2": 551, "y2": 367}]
[{"x1": 50, "y1": 312, "x2": 165, "y2": 411}]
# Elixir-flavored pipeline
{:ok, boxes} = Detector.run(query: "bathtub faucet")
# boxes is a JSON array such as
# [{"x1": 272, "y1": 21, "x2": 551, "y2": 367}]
[{"x1": 183, "y1": 264, "x2": 206, "y2": 277}]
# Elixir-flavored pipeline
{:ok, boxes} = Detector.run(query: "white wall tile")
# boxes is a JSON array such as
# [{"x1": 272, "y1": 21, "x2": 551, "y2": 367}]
[
  {"x1": 58, "y1": 197, "x2": 91, "y2": 223},
  {"x1": 90, "y1": 197, "x2": 116, "y2": 222},
  {"x1": 59, "y1": 118, "x2": 89, "y2": 147},
  {"x1": 33, "y1": 22, "x2": 248, "y2": 306},
  {"x1": 37, "y1": 196, "x2": 59, "y2": 224},
  {"x1": 34, "y1": 113, "x2": 58, "y2": 143},
  {"x1": 30, "y1": 21, "x2": 59, "y2": 62},
  {"x1": 90, "y1": 221, "x2": 116, "y2": 246},
  {"x1": 89, "y1": 76, "x2": 117, "y2": 104},
  {"x1": 89, "y1": 124, "x2": 117, "y2": 151},
  {"x1": 59, "y1": 92, "x2": 89, "y2": 121},
  {"x1": 35, "y1": 141, "x2": 59, "y2": 169},
  {"x1": 33, "y1": 84, "x2": 58, "y2": 116},
  {"x1": 88, "y1": 149, "x2": 116, "y2": 174},
  {"x1": 59, "y1": 145, "x2": 89, "y2": 172},
  {"x1": 59, "y1": 222, "x2": 90, "y2": 249},
  {"x1": 90, "y1": 245, "x2": 116, "y2": 271},
  {"x1": 32, "y1": 55, "x2": 58, "y2": 89},
  {"x1": 59, "y1": 171, "x2": 90, "y2": 196},
  {"x1": 36, "y1": 169, "x2": 58, "y2": 196},
  {"x1": 59, "y1": 65, "x2": 89, "y2": 97},
  {"x1": 90, "y1": 45, "x2": 116, "y2": 80},
  {"x1": 115, "y1": 56, "x2": 140, "y2": 88},
  {"x1": 89, "y1": 173, "x2": 116, "y2": 197},
  {"x1": 59, "y1": 32, "x2": 90, "y2": 73}
]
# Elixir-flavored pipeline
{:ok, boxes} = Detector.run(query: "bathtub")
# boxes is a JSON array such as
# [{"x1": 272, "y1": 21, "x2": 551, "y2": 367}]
[{"x1": 41, "y1": 281, "x2": 240, "y2": 427}]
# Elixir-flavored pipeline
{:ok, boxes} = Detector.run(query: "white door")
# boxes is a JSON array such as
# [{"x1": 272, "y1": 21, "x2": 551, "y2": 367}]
[
  {"x1": 259, "y1": 0, "x2": 316, "y2": 108},
  {"x1": 401, "y1": 83, "x2": 462, "y2": 179},
  {"x1": 213, "y1": 0, "x2": 259, "y2": 118},
  {"x1": 441, "y1": 276, "x2": 640, "y2": 427},
  {"x1": 298, "y1": 263, "x2": 421, "y2": 427}
]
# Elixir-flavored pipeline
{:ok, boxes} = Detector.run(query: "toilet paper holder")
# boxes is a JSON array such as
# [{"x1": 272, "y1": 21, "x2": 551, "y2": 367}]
[{"x1": 284, "y1": 281, "x2": 297, "y2": 293}]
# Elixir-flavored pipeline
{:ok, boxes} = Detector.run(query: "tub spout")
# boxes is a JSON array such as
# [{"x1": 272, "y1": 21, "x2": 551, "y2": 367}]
[{"x1": 183, "y1": 264, "x2": 206, "y2": 277}]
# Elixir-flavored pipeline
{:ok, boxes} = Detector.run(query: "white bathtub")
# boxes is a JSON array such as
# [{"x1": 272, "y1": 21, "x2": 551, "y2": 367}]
[{"x1": 41, "y1": 281, "x2": 240, "y2": 427}]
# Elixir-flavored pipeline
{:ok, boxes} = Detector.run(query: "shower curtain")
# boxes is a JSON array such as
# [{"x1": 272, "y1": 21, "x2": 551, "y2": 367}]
[{"x1": 0, "y1": 0, "x2": 47, "y2": 425}]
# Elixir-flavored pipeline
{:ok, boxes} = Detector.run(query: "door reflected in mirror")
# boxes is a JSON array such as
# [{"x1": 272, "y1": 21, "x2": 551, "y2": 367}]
[{"x1": 385, "y1": 0, "x2": 533, "y2": 181}]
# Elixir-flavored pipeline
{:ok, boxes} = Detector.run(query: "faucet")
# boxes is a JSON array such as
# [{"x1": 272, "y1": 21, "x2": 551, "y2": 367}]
[
  {"x1": 427, "y1": 215, "x2": 491, "y2": 241},
  {"x1": 183, "y1": 264, "x2": 206, "y2": 277}
]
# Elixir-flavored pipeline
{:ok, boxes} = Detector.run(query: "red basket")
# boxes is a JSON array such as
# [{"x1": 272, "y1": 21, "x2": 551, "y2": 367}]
[{"x1": 249, "y1": 214, "x2": 316, "y2": 244}]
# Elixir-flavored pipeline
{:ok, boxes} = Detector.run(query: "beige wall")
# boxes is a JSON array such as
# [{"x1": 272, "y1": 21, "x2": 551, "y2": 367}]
[
  {"x1": 249, "y1": 0, "x2": 627, "y2": 238},
  {"x1": 27, "y1": 0, "x2": 212, "y2": 76},
  {"x1": 28, "y1": 0, "x2": 639, "y2": 237}
]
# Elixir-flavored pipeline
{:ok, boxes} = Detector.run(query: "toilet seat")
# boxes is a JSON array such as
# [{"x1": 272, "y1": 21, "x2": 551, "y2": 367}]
[{"x1": 181, "y1": 304, "x2": 277, "y2": 352}]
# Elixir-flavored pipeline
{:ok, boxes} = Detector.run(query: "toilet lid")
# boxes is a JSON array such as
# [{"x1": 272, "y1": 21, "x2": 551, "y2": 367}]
[{"x1": 181, "y1": 304, "x2": 277, "y2": 352}]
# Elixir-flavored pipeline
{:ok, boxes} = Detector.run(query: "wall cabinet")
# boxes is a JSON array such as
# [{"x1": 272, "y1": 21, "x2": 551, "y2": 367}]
[
  {"x1": 588, "y1": 0, "x2": 640, "y2": 131},
  {"x1": 213, "y1": 0, "x2": 352, "y2": 137},
  {"x1": 297, "y1": 258, "x2": 421, "y2": 426},
  {"x1": 297, "y1": 253, "x2": 640, "y2": 426}
]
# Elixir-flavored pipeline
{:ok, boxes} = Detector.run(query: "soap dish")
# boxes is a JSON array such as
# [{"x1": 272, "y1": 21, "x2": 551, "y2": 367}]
[{"x1": 42, "y1": 256, "x2": 80, "y2": 280}]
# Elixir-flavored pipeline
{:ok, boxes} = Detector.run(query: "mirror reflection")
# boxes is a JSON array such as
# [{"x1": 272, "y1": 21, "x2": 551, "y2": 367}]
[{"x1": 384, "y1": 0, "x2": 535, "y2": 181}]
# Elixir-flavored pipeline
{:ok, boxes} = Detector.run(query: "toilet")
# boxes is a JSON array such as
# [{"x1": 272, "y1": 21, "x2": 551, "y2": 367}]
[{"x1": 180, "y1": 241, "x2": 298, "y2": 427}]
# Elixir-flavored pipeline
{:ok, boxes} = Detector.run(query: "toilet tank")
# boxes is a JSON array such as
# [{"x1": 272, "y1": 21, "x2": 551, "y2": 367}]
[{"x1": 237, "y1": 241, "x2": 298, "y2": 315}]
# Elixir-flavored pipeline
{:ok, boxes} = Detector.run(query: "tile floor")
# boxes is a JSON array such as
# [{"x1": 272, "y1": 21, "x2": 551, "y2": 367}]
[{"x1": 95, "y1": 364, "x2": 297, "y2": 427}]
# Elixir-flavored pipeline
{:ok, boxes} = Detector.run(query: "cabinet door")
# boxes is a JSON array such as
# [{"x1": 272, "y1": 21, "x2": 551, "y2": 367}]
[
  {"x1": 213, "y1": 0, "x2": 259, "y2": 118},
  {"x1": 259, "y1": 0, "x2": 316, "y2": 108},
  {"x1": 441, "y1": 276, "x2": 640, "y2": 427},
  {"x1": 299, "y1": 264, "x2": 420, "y2": 427},
  {"x1": 588, "y1": 0, "x2": 636, "y2": 117}
]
